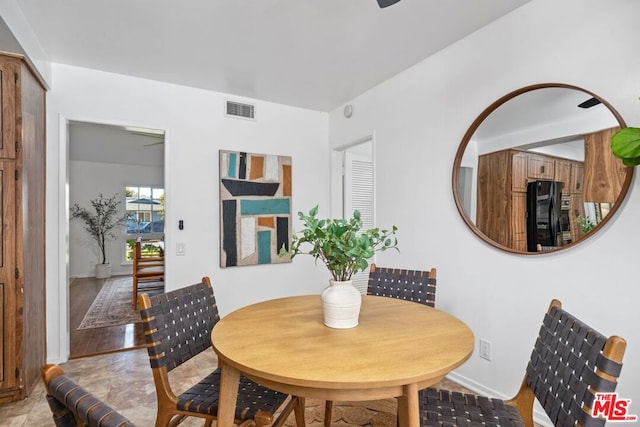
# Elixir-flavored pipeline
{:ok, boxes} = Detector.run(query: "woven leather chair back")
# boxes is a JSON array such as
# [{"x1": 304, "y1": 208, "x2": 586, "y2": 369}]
[
  {"x1": 526, "y1": 303, "x2": 624, "y2": 427},
  {"x1": 140, "y1": 279, "x2": 220, "y2": 373},
  {"x1": 42, "y1": 364, "x2": 135, "y2": 427},
  {"x1": 367, "y1": 264, "x2": 436, "y2": 307}
]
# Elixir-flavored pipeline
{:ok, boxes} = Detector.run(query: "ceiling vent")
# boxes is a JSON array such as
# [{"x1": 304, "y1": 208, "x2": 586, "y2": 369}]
[{"x1": 226, "y1": 100, "x2": 256, "y2": 120}]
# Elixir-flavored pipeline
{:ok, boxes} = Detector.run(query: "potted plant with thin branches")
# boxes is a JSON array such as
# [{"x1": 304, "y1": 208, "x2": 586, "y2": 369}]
[
  {"x1": 280, "y1": 205, "x2": 398, "y2": 328},
  {"x1": 71, "y1": 193, "x2": 129, "y2": 278}
]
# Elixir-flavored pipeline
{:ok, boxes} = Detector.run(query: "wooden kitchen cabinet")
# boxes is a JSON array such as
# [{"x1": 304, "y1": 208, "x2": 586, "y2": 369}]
[
  {"x1": 511, "y1": 152, "x2": 528, "y2": 192},
  {"x1": 477, "y1": 149, "x2": 533, "y2": 249},
  {"x1": 583, "y1": 127, "x2": 626, "y2": 202},
  {"x1": 554, "y1": 159, "x2": 572, "y2": 195},
  {"x1": 527, "y1": 153, "x2": 555, "y2": 180},
  {"x1": 570, "y1": 193, "x2": 586, "y2": 243},
  {"x1": 477, "y1": 150, "x2": 516, "y2": 248},
  {"x1": 510, "y1": 192, "x2": 527, "y2": 252},
  {"x1": 0, "y1": 53, "x2": 46, "y2": 404},
  {"x1": 570, "y1": 162, "x2": 584, "y2": 194},
  {"x1": 477, "y1": 148, "x2": 584, "y2": 251}
]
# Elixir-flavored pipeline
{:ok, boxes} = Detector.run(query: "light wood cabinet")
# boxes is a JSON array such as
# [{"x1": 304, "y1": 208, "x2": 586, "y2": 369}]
[{"x1": 0, "y1": 53, "x2": 46, "y2": 404}]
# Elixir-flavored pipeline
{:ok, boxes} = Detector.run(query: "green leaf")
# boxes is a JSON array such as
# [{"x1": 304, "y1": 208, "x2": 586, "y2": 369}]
[
  {"x1": 611, "y1": 127, "x2": 640, "y2": 161},
  {"x1": 622, "y1": 156, "x2": 640, "y2": 167},
  {"x1": 284, "y1": 205, "x2": 398, "y2": 280}
]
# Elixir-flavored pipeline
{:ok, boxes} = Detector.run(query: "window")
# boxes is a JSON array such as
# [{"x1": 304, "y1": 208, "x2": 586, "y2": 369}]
[{"x1": 125, "y1": 186, "x2": 164, "y2": 261}]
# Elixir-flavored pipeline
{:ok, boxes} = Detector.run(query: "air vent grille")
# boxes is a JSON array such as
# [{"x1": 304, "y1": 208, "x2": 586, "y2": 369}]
[{"x1": 226, "y1": 100, "x2": 255, "y2": 120}]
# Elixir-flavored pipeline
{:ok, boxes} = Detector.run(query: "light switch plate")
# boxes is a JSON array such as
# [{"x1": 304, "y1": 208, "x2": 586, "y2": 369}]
[{"x1": 176, "y1": 243, "x2": 186, "y2": 256}]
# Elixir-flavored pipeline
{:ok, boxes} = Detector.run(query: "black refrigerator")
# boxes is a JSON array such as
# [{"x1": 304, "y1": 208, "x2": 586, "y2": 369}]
[{"x1": 526, "y1": 180, "x2": 564, "y2": 252}]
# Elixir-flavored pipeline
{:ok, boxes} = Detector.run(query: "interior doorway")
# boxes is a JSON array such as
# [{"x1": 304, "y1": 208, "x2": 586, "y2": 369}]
[
  {"x1": 333, "y1": 137, "x2": 374, "y2": 293},
  {"x1": 68, "y1": 121, "x2": 165, "y2": 358}
]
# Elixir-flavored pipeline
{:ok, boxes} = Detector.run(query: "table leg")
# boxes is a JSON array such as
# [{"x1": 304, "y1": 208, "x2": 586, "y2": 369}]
[
  {"x1": 218, "y1": 360, "x2": 240, "y2": 426},
  {"x1": 397, "y1": 383, "x2": 419, "y2": 427}
]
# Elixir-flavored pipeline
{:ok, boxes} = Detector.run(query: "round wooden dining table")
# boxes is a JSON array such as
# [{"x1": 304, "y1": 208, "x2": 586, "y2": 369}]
[{"x1": 212, "y1": 294, "x2": 474, "y2": 427}]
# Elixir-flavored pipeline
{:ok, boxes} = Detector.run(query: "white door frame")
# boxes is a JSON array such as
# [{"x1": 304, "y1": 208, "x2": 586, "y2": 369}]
[
  {"x1": 53, "y1": 114, "x2": 168, "y2": 362},
  {"x1": 330, "y1": 133, "x2": 376, "y2": 219}
]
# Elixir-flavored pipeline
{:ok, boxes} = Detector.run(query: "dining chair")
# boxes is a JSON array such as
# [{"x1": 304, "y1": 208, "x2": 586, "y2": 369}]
[
  {"x1": 366, "y1": 263, "x2": 437, "y2": 307},
  {"x1": 132, "y1": 241, "x2": 164, "y2": 309},
  {"x1": 324, "y1": 263, "x2": 437, "y2": 426},
  {"x1": 420, "y1": 299, "x2": 627, "y2": 427},
  {"x1": 139, "y1": 277, "x2": 304, "y2": 427},
  {"x1": 41, "y1": 363, "x2": 136, "y2": 427}
]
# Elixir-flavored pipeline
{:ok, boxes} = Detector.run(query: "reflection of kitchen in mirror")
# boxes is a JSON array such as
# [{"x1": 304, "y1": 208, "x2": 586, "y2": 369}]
[{"x1": 458, "y1": 85, "x2": 629, "y2": 253}]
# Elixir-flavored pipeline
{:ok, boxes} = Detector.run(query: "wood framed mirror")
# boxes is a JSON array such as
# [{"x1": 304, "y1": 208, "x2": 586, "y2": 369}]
[{"x1": 452, "y1": 83, "x2": 634, "y2": 254}]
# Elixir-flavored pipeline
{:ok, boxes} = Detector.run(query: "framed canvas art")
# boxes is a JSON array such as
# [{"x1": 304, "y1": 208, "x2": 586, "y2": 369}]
[{"x1": 219, "y1": 150, "x2": 292, "y2": 267}]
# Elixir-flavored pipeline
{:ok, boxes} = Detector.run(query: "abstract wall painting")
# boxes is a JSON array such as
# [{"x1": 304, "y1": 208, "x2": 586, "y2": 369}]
[{"x1": 219, "y1": 150, "x2": 292, "y2": 267}]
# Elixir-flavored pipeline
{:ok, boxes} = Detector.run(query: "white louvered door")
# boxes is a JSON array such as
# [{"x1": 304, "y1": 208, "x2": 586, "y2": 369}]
[{"x1": 344, "y1": 150, "x2": 374, "y2": 293}]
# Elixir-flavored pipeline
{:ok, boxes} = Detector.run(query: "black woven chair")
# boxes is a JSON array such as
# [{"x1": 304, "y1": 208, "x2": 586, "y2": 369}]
[
  {"x1": 41, "y1": 364, "x2": 135, "y2": 427},
  {"x1": 139, "y1": 277, "x2": 303, "y2": 427},
  {"x1": 367, "y1": 263, "x2": 437, "y2": 307},
  {"x1": 324, "y1": 263, "x2": 437, "y2": 426},
  {"x1": 420, "y1": 299, "x2": 627, "y2": 427}
]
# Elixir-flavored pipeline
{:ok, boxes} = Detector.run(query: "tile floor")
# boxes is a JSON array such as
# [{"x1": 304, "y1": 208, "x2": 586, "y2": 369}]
[{"x1": 0, "y1": 347, "x2": 473, "y2": 426}]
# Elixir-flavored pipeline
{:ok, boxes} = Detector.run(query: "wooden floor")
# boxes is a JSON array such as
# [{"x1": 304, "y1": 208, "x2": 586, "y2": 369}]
[{"x1": 70, "y1": 276, "x2": 148, "y2": 358}]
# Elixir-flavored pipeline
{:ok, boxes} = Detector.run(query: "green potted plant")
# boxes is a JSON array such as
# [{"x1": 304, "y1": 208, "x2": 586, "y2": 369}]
[
  {"x1": 280, "y1": 205, "x2": 398, "y2": 328},
  {"x1": 71, "y1": 193, "x2": 129, "y2": 278},
  {"x1": 611, "y1": 127, "x2": 640, "y2": 165},
  {"x1": 575, "y1": 215, "x2": 596, "y2": 235}
]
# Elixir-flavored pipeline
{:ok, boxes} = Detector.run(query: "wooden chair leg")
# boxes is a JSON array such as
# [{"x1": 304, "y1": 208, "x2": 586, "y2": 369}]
[
  {"x1": 295, "y1": 397, "x2": 306, "y2": 427},
  {"x1": 324, "y1": 400, "x2": 333, "y2": 427},
  {"x1": 132, "y1": 277, "x2": 138, "y2": 309},
  {"x1": 155, "y1": 410, "x2": 173, "y2": 427}
]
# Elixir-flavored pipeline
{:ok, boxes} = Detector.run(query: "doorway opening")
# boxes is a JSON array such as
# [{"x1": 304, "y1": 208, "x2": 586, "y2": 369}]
[
  {"x1": 68, "y1": 121, "x2": 165, "y2": 358},
  {"x1": 332, "y1": 136, "x2": 374, "y2": 293}
]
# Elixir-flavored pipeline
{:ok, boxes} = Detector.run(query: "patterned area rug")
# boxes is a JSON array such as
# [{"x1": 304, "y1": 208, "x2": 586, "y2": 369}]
[
  {"x1": 283, "y1": 398, "x2": 397, "y2": 426},
  {"x1": 77, "y1": 276, "x2": 143, "y2": 330}
]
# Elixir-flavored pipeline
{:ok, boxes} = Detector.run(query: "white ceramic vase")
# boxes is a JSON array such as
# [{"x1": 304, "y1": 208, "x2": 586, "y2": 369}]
[
  {"x1": 95, "y1": 262, "x2": 112, "y2": 279},
  {"x1": 321, "y1": 279, "x2": 362, "y2": 329}
]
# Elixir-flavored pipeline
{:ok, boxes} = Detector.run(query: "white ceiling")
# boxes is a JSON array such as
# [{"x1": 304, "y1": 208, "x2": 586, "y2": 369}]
[
  {"x1": 16, "y1": 0, "x2": 530, "y2": 111},
  {"x1": 475, "y1": 88, "x2": 619, "y2": 144},
  {"x1": 69, "y1": 121, "x2": 165, "y2": 167},
  {"x1": 473, "y1": 87, "x2": 619, "y2": 159}
]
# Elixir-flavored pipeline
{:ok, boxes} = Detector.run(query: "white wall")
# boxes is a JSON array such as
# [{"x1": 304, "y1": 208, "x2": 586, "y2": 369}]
[
  {"x1": 46, "y1": 64, "x2": 331, "y2": 362},
  {"x1": 69, "y1": 160, "x2": 163, "y2": 277},
  {"x1": 329, "y1": 0, "x2": 640, "y2": 423},
  {"x1": 0, "y1": 0, "x2": 51, "y2": 86}
]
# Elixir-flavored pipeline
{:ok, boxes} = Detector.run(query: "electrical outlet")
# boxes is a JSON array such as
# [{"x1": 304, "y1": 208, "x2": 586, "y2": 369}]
[{"x1": 479, "y1": 338, "x2": 492, "y2": 361}]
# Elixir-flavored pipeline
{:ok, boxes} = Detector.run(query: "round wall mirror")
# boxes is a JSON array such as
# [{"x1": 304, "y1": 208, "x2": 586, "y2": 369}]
[{"x1": 452, "y1": 83, "x2": 634, "y2": 254}]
